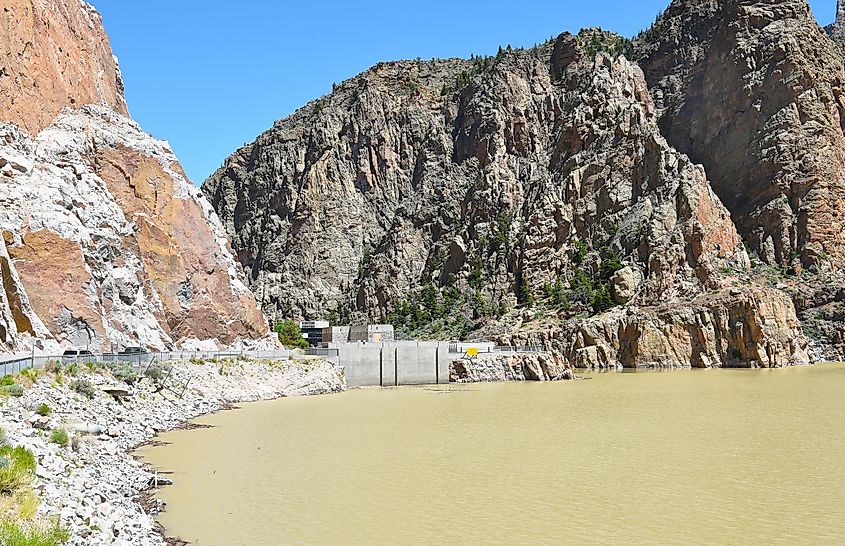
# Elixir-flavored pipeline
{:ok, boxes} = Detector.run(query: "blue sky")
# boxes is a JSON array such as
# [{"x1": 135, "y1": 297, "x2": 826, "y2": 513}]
[{"x1": 89, "y1": 0, "x2": 836, "y2": 184}]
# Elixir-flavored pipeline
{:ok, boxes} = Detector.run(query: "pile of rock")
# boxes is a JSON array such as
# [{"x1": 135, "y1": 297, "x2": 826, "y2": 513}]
[
  {"x1": 0, "y1": 358, "x2": 346, "y2": 545},
  {"x1": 450, "y1": 353, "x2": 574, "y2": 383}
]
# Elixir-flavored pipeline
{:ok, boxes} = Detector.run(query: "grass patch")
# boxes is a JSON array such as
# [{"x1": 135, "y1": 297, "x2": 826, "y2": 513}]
[
  {"x1": 104, "y1": 362, "x2": 138, "y2": 384},
  {"x1": 0, "y1": 440, "x2": 67, "y2": 545},
  {"x1": 0, "y1": 519, "x2": 69, "y2": 546},
  {"x1": 34, "y1": 404, "x2": 51, "y2": 417},
  {"x1": 144, "y1": 363, "x2": 163, "y2": 381},
  {"x1": 0, "y1": 446, "x2": 36, "y2": 496},
  {"x1": 48, "y1": 429, "x2": 68, "y2": 448}
]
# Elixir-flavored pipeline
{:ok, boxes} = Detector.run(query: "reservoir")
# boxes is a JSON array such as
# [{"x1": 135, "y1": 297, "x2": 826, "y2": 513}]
[{"x1": 140, "y1": 364, "x2": 845, "y2": 545}]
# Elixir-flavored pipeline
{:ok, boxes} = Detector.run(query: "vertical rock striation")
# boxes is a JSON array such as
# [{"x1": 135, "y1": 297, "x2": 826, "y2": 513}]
[
  {"x1": 632, "y1": 0, "x2": 845, "y2": 268},
  {"x1": 204, "y1": 35, "x2": 747, "y2": 324}
]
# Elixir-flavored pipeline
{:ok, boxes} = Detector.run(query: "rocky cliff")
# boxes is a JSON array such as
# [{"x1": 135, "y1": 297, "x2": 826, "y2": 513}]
[
  {"x1": 203, "y1": 3, "x2": 831, "y2": 368},
  {"x1": 632, "y1": 0, "x2": 845, "y2": 268},
  {"x1": 204, "y1": 35, "x2": 747, "y2": 323},
  {"x1": 0, "y1": 0, "x2": 127, "y2": 135},
  {"x1": 826, "y1": 0, "x2": 845, "y2": 43},
  {"x1": 485, "y1": 287, "x2": 808, "y2": 369},
  {"x1": 0, "y1": 0, "x2": 270, "y2": 352}
]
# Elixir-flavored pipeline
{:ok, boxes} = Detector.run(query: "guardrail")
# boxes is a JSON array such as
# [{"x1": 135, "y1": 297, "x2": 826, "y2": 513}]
[
  {"x1": 446, "y1": 345, "x2": 544, "y2": 355},
  {"x1": 493, "y1": 346, "x2": 545, "y2": 353},
  {"x1": 0, "y1": 348, "x2": 339, "y2": 378}
]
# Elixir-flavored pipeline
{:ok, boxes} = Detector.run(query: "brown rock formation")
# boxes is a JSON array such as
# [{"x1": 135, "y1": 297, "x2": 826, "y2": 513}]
[
  {"x1": 0, "y1": 0, "x2": 128, "y2": 135},
  {"x1": 632, "y1": 0, "x2": 845, "y2": 268},
  {"x1": 494, "y1": 287, "x2": 809, "y2": 369},
  {"x1": 0, "y1": 232, "x2": 48, "y2": 350},
  {"x1": 7, "y1": 229, "x2": 106, "y2": 347},
  {"x1": 95, "y1": 145, "x2": 268, "y2": 344}
]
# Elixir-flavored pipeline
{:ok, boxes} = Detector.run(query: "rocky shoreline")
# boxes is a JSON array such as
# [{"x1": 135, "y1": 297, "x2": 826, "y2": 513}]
[{"x1": 0, "y1": 358, "x2": 346, "y2": 545}]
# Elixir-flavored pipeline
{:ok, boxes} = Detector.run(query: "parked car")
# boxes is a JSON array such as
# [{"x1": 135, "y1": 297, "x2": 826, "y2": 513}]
[
  {"x1": 61, "y1": 349, "x2": 94, "y2": 364},
  {"x1": 118, "y1": 346, "x2": 144, "y2": 355}
]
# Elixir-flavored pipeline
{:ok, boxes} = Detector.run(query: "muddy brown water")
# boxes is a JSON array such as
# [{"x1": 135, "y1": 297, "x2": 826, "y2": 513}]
[{"x1": 139, "y1": 363, "x2": 845, "y2": 545}]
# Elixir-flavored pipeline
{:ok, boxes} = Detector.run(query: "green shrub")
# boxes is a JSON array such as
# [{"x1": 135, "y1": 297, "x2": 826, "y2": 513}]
[
  {"x1": 599, "y1": 246, "x2": 623, "y2": 280},
  {"x1": 0, "y1": 465, "x2": 30, "y2": 497},
  {"x1": 144, "y1": 364, "x2": 164, "y2": 381},
  {"x1": 105, "y1": 362, "x2": 138, "y2": 384},
  {"x1": 543, "y1": 279, "x2": 568, "y2": 308},
  {"x1": 0, "y1": 375, "x2": 15, "y2": 387},
  {"x1": 43, "y1": 361, "x2": 62, "y2": 374},
  {"x1": 0, "y1": 427, "x2": 6, "y2": 446},
  {"x1": 1, "y1": 384, "x2": 24, "y2": 397},
  {"x1": 589, "y1": 284, "x2": 615, "y2": 314},
  {"x1": 576, "y1": 30, "x2": 630, "y2": 60},
  {"x1": 274, "y1": 320, "x2": 309, "y2": 349},
  {"x1": 573, "y1": 240, "x2": 589, "y2": 265},
  {"x1": 494, "y1": 211, "x2": 513, "y2": 251},
  {"x1": 69, "y1": 379, "x2": 95, "y2": 399},
  {"x1": 34, "y1": 404, "x2": 51, "y2": 417},
  {"x1": 0, "y1": 446, "x2": 36, "y2": 475},
  {"x1": 49, "y1": 429, "x2": 68, "y2": 448},
  {"x1": 0, "y1": 519, "x2": 69, "y2": 546}
]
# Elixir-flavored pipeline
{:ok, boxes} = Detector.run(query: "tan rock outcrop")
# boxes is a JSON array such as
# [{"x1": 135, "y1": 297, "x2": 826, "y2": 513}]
[
  {"x1": 0, "y1": 0, "x2": 128, "y2": 135},
  {"x1": 0, "y1": 232, "x2": 50, "y2": 350},
  {"x1": 7, "y1": 228, "x2": 107, "y2": 348},
  {"x1": 95, "y1": 145, "x2": 268, "y2": 344},
  {"x1": 495, "y1": 287, "x2": 809, "y2": 369}
]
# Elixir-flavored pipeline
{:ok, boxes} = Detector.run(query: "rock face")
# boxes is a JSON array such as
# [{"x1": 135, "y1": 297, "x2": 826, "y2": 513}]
[
  {"x1": 0, "y1": 1, "x2": 269, "y2": 351},
  {"x1": 204, "y1": 12, "x2": 824, "y2": 366},
  {"x1": 826, "y1": 0, "x2": 845, "y2": 43},
  {"x1": 450, "y1": 352, "x2": 574, "y2": 382},
  {"x1": 0, "y1": 0, "x2": 128, "y2": 135},
  {"x1": 632, "y1": 0, "x2": 845, "y2": 268},
  {"x1": 493, "y1": 287, "x2": 809, "y2": 369},
  {"x1": 204, "y1": 35, "x2": 747, "y2": 327}
]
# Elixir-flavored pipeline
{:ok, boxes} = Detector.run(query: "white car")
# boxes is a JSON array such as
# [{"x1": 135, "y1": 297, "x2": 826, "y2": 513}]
[{"x1": 61, "y1": 349, "x2": 94, "y2": 365}]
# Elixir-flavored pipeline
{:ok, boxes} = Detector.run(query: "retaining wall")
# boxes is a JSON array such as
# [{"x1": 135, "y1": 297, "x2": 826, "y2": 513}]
[{"x1": 329, "y1": 341, "x2": 451, "y2": 387}]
